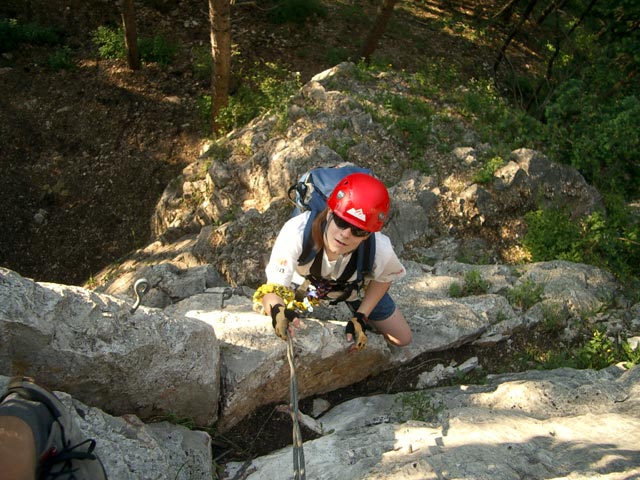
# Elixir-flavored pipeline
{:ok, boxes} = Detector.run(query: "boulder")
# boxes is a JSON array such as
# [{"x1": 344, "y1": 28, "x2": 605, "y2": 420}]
[
  {"x1": 225, "y1": 365, "x2": 640, "y2": 480},
  {"x1": 0, "y1": 268, "x2": 220, "y2": 425}
]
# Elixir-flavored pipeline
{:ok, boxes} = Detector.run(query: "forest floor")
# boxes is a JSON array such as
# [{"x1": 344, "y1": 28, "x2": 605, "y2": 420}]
[
  {"x1": 0, "y1": 0, "x2": 533, "y2": 286},
  {"x1": 0, "y1": 0, "x2": 550, "y2": 466}
]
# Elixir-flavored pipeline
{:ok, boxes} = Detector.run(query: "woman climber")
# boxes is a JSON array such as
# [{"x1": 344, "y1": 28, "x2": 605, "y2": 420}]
[{"x1": 253, "y1": 172, "x2": 412, "y2": 352}]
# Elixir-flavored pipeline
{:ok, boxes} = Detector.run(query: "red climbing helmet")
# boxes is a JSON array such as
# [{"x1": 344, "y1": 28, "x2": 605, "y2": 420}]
[{"x1": 327, "y1": 173, "x2": 390, "y2": 232}]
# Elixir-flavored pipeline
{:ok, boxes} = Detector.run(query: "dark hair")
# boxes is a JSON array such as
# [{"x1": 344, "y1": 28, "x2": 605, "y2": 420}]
[{"x1": 311, "y1": 208, "x2": 329, "y2": 253}]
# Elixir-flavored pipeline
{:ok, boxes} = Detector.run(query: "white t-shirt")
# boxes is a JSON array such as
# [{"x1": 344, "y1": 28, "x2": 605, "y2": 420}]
[{"x1": 265, "y1": 211, "x2": 406, "y2": 291}]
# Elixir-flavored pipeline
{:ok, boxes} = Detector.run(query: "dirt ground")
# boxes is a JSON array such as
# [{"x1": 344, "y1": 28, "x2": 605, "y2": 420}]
[
  {"x1": 1, "y1": 0, "x2": 548, "y2": 466},
  {"x1": 0, "y1": 0, "x2": 506, "y2": 286}
]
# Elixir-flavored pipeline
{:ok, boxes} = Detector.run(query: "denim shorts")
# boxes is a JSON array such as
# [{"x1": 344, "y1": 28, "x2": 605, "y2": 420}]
[{"x1": 346, "y1": 292, "x2": 397, "y2": 322}]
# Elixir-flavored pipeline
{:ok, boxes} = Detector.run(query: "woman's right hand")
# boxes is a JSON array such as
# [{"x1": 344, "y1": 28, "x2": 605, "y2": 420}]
[{"x1": 270, "y1": 304, "x2": 300, "y2": 340}]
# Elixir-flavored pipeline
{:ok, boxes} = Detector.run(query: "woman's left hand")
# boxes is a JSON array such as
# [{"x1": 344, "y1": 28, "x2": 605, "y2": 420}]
[{"x1": 345, "y1": 312, "x2": 368, "y2": 352}]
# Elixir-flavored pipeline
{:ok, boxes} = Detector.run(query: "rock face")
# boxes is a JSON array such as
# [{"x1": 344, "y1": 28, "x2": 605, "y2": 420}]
[
  {"x1": 93, "y1": 62, "x2": 605, "y2": 296},
  {"x1": 224, "y1": 365, "x2": 640, "y2": 480},
  {"x1": 1, "y1": 254, "x2": 629, "y2": 433},
  {"x1": 1, "y1": 63, "x2": 638, "y2": 478},
  {"x1": 0, "y1": 268, "x2": 220, "y2": 426}
]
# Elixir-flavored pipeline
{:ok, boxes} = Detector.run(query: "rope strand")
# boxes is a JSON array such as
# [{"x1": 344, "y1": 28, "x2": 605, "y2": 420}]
[{"x1": 287, "y1": 333, "x2": 306, "y2": 480}]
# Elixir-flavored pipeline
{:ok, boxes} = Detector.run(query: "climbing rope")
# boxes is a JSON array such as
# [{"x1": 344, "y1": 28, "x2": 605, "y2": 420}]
[{"x1": 286, "y1": 332, "x2": 306, "y2": 480}]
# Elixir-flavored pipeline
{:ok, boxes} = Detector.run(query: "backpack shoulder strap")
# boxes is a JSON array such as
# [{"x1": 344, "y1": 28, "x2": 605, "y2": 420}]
[
  {"x1": 337, "y1": 235, "x2": 376, "y2": 283},
  {"x1": 298, "y1": 210, "x2": 320, "y2": 265}
]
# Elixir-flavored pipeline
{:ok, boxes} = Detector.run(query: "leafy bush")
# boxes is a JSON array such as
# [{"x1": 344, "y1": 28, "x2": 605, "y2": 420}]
[
  {"x1": 92, "y1": 26, "x2": 125, "y2": 60},
  {"x1": 138, "y1": 34, "x2": 177, "y2": 65},
  {"x1": 544, "y1": 81, "x2": 640, "y2": 199},
  {"x1": 541, "y1": 329, "x2": 640, "y2": 371},
  {"x1": 92, "y1": 26, "x2": 177, "y2": 65},
  {"x1": 524, "y1": 201, "x2": 640, "y2": 282},
  {"x1": 473, "y1": 156, "x2": 505, "y2": 184},
  {"x1": 449, "y1": 269, "x2": 490, "y2": 297},
  {"x1": 523, "y1": 208, "x2": 583, "y2": 263},
  {"x1": 192, "y1": 46, "x2": 212, "y2": 80},
  {"x1": 399, "y1": 392, "x2": 444, "y2": 422},
  {"x1": 506, "y1": 279, "x2": 544, "y2": 310},
  {"x1": 0, "y1": 18, "x2": 64, "y2": 52},
  {"x1": 213, "y1": 62, "x2": 301, "y2": 135},
  {"x1": 47, "y1": 45, "x2": 75, "y2": 71}
]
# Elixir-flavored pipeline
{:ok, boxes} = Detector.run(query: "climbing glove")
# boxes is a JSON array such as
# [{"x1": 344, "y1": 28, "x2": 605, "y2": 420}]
[
  {"x1": 346, "y1": 312, "x2": 368, "y2": 351},
  {"x1": 270, "y1": 304, "x2": 297, "y2": 340}
]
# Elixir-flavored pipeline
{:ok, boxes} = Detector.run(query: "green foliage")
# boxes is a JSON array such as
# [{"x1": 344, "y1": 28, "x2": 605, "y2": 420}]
[
  {"x1": 47, "y1": 45, "x2": 75, "y2": 71},
  {"x1": 523, "y1": 208, "x2": 583, "y2": 263},
  {"x1": 544, "y1": 82, "x2": 640, "y2": 198},
  {"x1": 399, "y1": 392, "x2": 444, "y2": 422},
  {"x1": 0, "y1": 18, "x2": 64, "y2": 52},
  {"x1": 92, "y1": 26, "x2": 125, "y2": 60},
  {"x1": 192, "y1": 46, "x2": 212, "y2": 80},
  {"x1": 540, "y1": 329, "x2": 640, "y2": 371},
  {"x1": 196, "y1": 94, "x2": 212, "y2": 133},
  {"x1": 213, "y1": 62, "x2": 301, "y2": 135},
  {"x1": 374, "y1": 92, "x2": 435, "y2": 160},
  {"x1": 138, "y1": 34, "x2": 177, "y2": 65},
  {"x1": 459, "y1": 78, "x2": 545, "y2": 149},
  {"x1": 514, "y1": 2, "x2": 640, "y2": 201},
  {"x1": 449, "y1": 269, "x2": 490, "y2": 297},
  {"x1": 524, "y1": 201, "x2": 640, "y2": 281},
  {"x1": 328, "y1": 137, "x2": 356, "y2": 160},
  {"x1": 473, "y1": 155, "x2": 505, "y2": 184},
  {"x1": 267, "y1": 0, "x2": 328, "y2": 25},
  {"x1": 506, "y1": 279, "x2": 544, "y2": 310},
  {"x1": 92, "y1": 25, "x2": 177, "y2": 65},
  {"x1": 540, "y1": 302, "x2": 568, "y2": 334}
]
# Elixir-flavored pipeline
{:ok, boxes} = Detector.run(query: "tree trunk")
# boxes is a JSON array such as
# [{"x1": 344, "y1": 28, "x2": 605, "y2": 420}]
[
  {"x1": 492, "y1": 0, "x2": 522, "y2": 24},
  {"x1": 209, "y1": 0, "x2": 232, "y2": 136},
  {"x1": 121, "y1": 0, "x2": 140, "y2": 71},
  {"x1": 359, "y1": 0, "x2": 399, "y2": 64},
  {"x1": 536, "y1": 0, "x2": 569, "y2": 26},
  {"x1": 527, "y1": 0, "x2": 598, "y2": 114},
  {"x1": 493, "y1": 0, "x2": 538, "y2": 75}
]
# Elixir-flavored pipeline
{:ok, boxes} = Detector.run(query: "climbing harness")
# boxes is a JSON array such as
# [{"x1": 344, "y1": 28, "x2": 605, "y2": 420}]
[
  {"x1": 130, "y1": 278, "x2": 150, "y2": 314},
  {"x1": 287, "y1": 331, "x2": 306, "y2": 480}
]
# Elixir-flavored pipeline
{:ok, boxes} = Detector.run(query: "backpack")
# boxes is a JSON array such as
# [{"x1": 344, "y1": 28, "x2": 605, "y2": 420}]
[{"x1": 287, "y1": 164, "x2": 376, "y2": 302}]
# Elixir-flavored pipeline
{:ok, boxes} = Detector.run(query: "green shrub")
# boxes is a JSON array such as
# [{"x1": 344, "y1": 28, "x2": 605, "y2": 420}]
[
  {"x1": 92, "y1": 25, "x2": 177, "y2": 65},
  {"x1": 138, "y1": 34, "x2": 177, "y2": 65},
  {"x1": 530, "y1": 328, "x2": 640, "y2": 371},
  {"x1": 214, "y1": 62, "x2": 301, "y2": 135},
  {"x1": 506, "y1": 279, "x2": 544, "y2": 310},
  {"x1": 449, "y1": 269, "x2": 490, "y2": 297},
  {"x1": 448, "y1": 282, "x2": 463, "y2": 298},
  {"x1": 0, "y1": 18, "x2": 64, "y2": 52},
  {"x1": 399, "y1": 392, "x2": 444, "y2": 422},
  {"x1": 192, "y1": 45, "x2": 212, "y2": 80},
  {"x1": 473, "y1": 156, "x2": 505, "y2": 184},
  {"x1": 540, "y1": 302, "x2": 568, "y2": 333},
  {"x1": 92, "y1": 25, "x2": 126, "y2": 60},
  {"x1": 523, "y1": 208, "x2": 583, "y2": 263},
  {"x1": 524, "y1": 201, "x2": 640, "y2": 282},
  {"x1": 326, "y1": 47, "x2": 350, "y2": 66},
  {"x1": 48, "y1": 45, "x2": 75, "y2": 71},
  {"x1": 545, "y1": 81, "x2": 640, "y2": 199}
]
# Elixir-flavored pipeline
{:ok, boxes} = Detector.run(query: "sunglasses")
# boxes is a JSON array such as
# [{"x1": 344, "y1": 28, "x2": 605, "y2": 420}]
[{"x1": 331, "y1": 214, "x2": 370, "y2": 237}]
